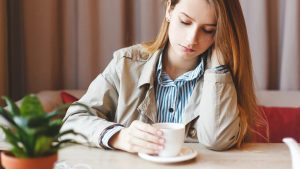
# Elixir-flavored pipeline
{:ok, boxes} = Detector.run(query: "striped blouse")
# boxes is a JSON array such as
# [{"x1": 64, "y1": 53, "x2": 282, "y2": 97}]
[{"x1": 155, "y1": 52, "x2": 206, "y2": 123}]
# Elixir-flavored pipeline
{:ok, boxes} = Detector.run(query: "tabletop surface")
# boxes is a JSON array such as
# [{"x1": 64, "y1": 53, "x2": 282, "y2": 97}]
[{"x1": 52, "y1": 143, "x2": 292, "y2": 169}]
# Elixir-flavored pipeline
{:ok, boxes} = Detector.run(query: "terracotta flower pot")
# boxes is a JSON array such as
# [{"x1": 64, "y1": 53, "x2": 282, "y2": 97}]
[{"x1": 1, "y1": 152, "x2": 58, "y2": 169}]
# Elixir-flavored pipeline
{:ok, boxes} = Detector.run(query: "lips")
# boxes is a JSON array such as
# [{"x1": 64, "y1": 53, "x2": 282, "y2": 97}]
[{"x1": 179, "y1": 44, "x2": 195, "y2": 53}]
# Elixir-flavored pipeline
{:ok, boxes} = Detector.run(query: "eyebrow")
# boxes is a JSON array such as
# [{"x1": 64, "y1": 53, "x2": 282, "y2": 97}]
[{"x1": 180, "y1": 12, "x2": 217, "y2": 27}]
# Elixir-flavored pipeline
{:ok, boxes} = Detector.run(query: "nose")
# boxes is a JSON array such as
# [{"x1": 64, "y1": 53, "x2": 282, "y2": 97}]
[{"x1": 186, "y1": 27, "x2": 199, "y2": 46}]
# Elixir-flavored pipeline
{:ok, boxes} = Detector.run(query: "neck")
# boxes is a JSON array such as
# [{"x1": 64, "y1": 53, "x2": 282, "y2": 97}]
[{"x1": 163, "y1": 46, "x2": 199, "y2": 80}]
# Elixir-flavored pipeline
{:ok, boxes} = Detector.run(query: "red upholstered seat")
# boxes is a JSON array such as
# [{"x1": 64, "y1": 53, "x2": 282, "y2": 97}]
[
  {"x1": 250, "y1": 106, "x2": 300, "y2": 143},
  {"x1": 60, "y1": 91, "x2": 79, "y2": 104}
]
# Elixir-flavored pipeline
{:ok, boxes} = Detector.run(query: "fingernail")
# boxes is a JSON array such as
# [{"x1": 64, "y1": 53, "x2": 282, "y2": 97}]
[{"x1": 159, "y1": 138, "x2": 165, "y2": 144}]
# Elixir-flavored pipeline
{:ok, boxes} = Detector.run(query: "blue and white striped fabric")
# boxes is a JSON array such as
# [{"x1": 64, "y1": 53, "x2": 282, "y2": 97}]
[{"x1": 155, "y1": 53, "x2": 206, "y2": 123}]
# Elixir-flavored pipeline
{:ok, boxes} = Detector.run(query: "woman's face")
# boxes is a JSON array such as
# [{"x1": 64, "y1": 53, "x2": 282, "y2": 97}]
[{"x1": 166, "y1": 0, "x2": 217, "y2": 61}]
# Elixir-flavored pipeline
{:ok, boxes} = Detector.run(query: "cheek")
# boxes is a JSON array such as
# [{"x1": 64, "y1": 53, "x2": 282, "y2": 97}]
[
  {"x1": 198, "y1": 36, "x2": 214, "y2": 49},
  {"x1": 168, "y1": 22, "x2": 186, "y2": 42}
]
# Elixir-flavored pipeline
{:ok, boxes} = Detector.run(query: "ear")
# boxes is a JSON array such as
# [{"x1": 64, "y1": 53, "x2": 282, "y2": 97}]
[{"x1": 165, "y1": 0, "x2": 173, "y2": 21}]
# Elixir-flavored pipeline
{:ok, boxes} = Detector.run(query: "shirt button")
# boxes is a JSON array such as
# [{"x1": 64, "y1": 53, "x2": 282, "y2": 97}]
[
  {"x1": 169, "y1": 108, "x2": 174, "y2": 113},
  {"x1": 188, "y1": 127, "x2": 197, "y2": 138}
]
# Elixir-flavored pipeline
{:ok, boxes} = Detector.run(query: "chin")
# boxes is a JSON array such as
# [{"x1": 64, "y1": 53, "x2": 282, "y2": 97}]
[{"x1": 178, "y1": 53, "x2": 198, "y2": 61}]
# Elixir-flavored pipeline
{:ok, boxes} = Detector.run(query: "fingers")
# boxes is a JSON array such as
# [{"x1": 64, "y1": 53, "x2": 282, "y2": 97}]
[
  {"x1": 127, "y1": 136, "x2": 163, "y2": 154},
  {"x1": 120, "y1": 120, "x2": 165, "y2": 154},
  {"x1": 132, "y1": 120, "x2": 163, "y2": 137},
  {"x1": 131, "y1": 127, "x2": 165, "y2": 145},
  {"x1": 130, "y1": 121, "x2": 164, "y2": 146}
]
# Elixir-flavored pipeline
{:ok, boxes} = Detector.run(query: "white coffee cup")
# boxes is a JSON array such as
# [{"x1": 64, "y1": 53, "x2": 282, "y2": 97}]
[{"x1": 152, "y1": 123, "x2": 185, "y2": 157}]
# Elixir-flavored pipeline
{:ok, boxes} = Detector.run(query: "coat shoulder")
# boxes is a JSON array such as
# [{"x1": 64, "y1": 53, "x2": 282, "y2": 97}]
[{"x1": 113, "y1": 44, "x2": 151, "y2": 61}]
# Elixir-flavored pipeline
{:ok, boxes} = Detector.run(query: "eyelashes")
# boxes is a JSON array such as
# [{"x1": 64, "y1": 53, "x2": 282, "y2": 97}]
[
  {"x1": 180, "y1": 21, "x2": 190, "y2": 25},
  {"x1": 202, "y1": 29, "x2": 215, "y2": 34},
  {"x1": 180, "y1": 20, "x2": 215, "y2": 34}
]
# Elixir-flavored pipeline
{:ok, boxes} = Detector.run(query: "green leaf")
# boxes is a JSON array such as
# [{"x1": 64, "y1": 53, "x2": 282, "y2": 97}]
[
  {"x1": 0, "y1": 127, "x2": 27, "y2": 158},
  {"x1": 20, "y1": 95, "x2": 44, "y2": 117},
  {"x1": 12, "y1": 117, "x2": 43, "y2": 135},
  {"x1": 45, "y1": 111, "x2": 64, "y2": 120},
  {"x1": 27, "y1": 115, "x2": 49, "y2": 128},
  {"x1": 0, "y1": 107, "x2": 17, "y2": 127},
  {"x1": 12, "y1": 147, "x2": 27, "y2": 158},
  {"x1": 0, "y1": 126, "x2": 20, "y2": 147},
  {"x1": 43, "y1": 119, "x2": 63, "y2": 137},
  {"x1": 13, "y1": 116, "x2": 29, "y2": 128},
  {"x1": 46, "y1": 102, "x2": 91, "y2": 121},
  {"x1": 1, "y1": 96, "x2": 20, "y2": 116},
  {"x1": 53, "y1": 139, "x2": 76, "y2": 150},
  {"x1": 50, "y1": 119, "x2": 63, "y2": 126},
  {"x1": 14, "y1": 127, "x2": 34, "y2": 156},
  {"x1": 34, "y1": 136, "x2": 53, "y2": 157}
]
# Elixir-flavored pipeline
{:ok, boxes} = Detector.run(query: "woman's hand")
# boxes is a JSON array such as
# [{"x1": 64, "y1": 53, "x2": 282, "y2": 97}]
[{"x1": 109, "y1": 120, "x2": 165, "y2": 154}]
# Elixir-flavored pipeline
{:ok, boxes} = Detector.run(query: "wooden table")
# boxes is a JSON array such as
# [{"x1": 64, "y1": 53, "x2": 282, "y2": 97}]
[{"x1": 56, "y1": 143, "x2": 292, "y2": 169}]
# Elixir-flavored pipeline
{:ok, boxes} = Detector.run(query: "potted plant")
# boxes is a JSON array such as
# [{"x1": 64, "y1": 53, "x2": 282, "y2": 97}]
[{"x1": 0, "y1": 94, "x2": 87, "y2": 169}]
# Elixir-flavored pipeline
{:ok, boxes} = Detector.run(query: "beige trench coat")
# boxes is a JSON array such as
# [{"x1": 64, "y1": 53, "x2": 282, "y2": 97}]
[{"x1": 61, "y1": 44, "x2": 240, "y2": 151}]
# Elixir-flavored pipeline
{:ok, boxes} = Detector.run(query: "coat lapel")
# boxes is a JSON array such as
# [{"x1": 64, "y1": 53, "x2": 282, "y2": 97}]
[
  {"x1": 137, "y1": 86, "x2": 157, "y2": 123},
  {"x1": 183, "y1": 79, "x2": 204, "y2": 125},
  {"x1": 136, "y1": 49, "x2": 162, "y2": 123}
]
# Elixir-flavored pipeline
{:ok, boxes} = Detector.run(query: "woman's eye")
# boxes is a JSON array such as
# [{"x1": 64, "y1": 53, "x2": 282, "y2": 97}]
[
  {"x1": 202, "y1": 29, "x2": 215, "y2": 34},
  {"x1": 180, "y1": 20, "x2": 190, "y2": 25}
]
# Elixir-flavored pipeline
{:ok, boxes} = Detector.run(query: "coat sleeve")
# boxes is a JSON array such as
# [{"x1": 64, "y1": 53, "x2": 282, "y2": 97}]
[
  {"x1": 196, "y1": 71, "x2": 240, "y2": 151},
  {"x1": 60, "y1": 55, "x2": 121, "y2": 148}
]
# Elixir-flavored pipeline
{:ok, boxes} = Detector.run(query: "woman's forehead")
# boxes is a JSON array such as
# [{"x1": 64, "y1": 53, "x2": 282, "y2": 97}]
[{"x1": 174, "y1": 0, "x2": 217, "y2": 24}]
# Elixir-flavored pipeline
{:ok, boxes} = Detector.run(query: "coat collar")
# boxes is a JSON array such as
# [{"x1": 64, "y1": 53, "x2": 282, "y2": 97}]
[{"x1": 137, "y1": 48, "x2": 163, "y2": 88}]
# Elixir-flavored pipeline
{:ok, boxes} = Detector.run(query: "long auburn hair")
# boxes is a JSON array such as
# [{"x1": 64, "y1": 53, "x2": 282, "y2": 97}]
[{"x1": 142, "y1": 0, "x2": 268, "y2": 147}]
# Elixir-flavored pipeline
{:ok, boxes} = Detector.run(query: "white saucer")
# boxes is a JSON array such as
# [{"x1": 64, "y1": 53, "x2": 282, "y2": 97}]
[{"x1": 138, "y1": 147, "x2": 197, "y2": 163}]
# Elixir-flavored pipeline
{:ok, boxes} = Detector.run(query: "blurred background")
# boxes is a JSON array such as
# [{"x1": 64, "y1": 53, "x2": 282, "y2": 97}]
[{"x1": 0, "y1": 0, "x2": 299, "y2": 101}]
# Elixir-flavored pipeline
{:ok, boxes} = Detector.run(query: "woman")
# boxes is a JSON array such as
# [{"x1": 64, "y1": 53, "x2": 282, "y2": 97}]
[{"x1": 61, "y1": 0, "x2": 266, "y2": 154}]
